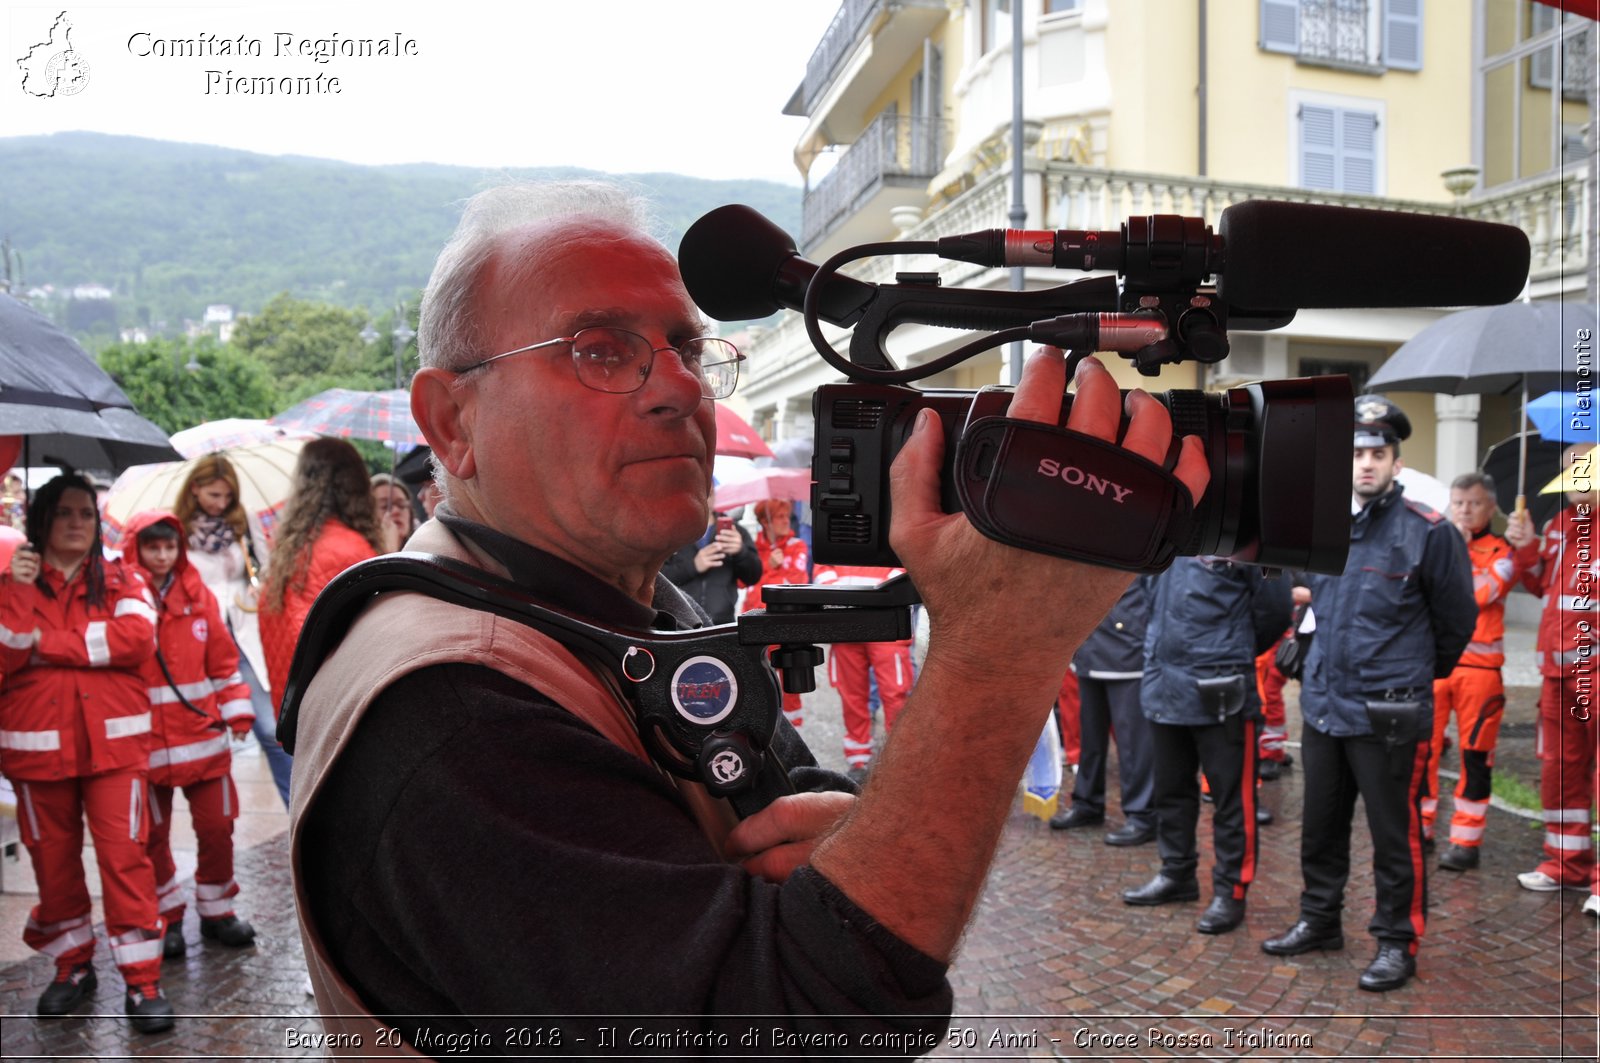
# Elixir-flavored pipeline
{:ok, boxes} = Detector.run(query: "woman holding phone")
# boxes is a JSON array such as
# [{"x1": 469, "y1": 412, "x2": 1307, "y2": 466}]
[
  {"x1": 660, "y1": 491, "x2": 758, "y2": 624},
  {"x1": 0, "y1": 473, "x2": 175, "y2": 1032}
]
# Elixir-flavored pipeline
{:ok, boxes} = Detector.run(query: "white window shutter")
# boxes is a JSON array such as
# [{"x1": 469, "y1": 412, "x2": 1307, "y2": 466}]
[
  {"x1": 1261, "y1": 0, "x2": 1299, "y2": 55},
  {"x1": 1340, "y1": 111, "x2": 1379, "y2": 195},
  {"x1": 1300, "y1": 104, "x2": 1337, "y2": 190},
  {"x1": 1384, "y1": 0, "x2": 1423, "y2": 71}
]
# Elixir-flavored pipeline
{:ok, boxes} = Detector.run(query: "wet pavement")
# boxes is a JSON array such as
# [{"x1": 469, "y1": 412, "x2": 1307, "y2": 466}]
[{"x1": 0, "y1": 648, "x2": 1595, "y2": 1060}]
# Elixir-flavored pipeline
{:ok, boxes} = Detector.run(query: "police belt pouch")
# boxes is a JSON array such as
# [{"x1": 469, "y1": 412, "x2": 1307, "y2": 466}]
[
  {"x1": 1364, "y1": 695, "x2": 1423, "y2": 749},
  {"x1": 1197, "y1": 673, "x2": 1249, "y2": 721},
  {"x1": 1273, "y1": 634, "x2": 1307, "y2": 679},
  {"x1": 953, "y1": 416, "x2": 1195, "y2": 573}
]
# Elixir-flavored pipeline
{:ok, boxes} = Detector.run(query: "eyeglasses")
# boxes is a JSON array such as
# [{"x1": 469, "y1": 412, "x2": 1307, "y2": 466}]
[{"x1": 454, "y1": 326, "x2": 744, "y2": 400}]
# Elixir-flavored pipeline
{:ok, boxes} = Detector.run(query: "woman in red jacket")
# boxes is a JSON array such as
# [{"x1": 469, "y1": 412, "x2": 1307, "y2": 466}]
[
  {"x1": 124, "y1": 510, "x2": 258, "y2": 959},
  {"x1": 258, "y1": 439, "x2": 388, "y2": 711},
  {"x1": 0, "y1": 473, "x2": 174, "y2": 1032}
]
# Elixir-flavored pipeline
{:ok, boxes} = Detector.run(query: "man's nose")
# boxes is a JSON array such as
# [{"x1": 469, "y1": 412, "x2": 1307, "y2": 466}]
[{"x1": 643, "y1": 347, "x2": 708, "y2": 409}]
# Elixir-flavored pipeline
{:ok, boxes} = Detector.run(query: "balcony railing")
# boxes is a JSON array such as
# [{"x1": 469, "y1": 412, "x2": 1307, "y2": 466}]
[
  {"x1": 1300, "y1": 0, "x2": 1376, "y2": 68},
  {"x1": 800, "y1": 0, "x2": 879, "y2": 115},
  {"x1": 801, "y1": 113, "x2": 949, "y2": 249}
]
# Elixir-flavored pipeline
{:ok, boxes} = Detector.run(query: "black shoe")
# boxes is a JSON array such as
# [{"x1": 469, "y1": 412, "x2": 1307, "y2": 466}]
[
  {"x1": 38, "y1": 963, "x2": 96, "y2": 1017},
  {"x1": 200, "y1": 915, "x2": 256, "y2": 948},
  {"x1": 1104, "y1": 822, "x2": 1156, "y2": 847},
  {"x1": 125, "y1": 983, "x2": 176, "y2": 1034},
  {"x1": 162, "y1": 920, "x2": 185, "y2": 960},
  {"x1": 1122, "y1": 873, "x2": 1200, "y2": 906},
  {"x1": 1048, "y1": 804, "x2": 1105, "y2": 831},
  {"x1": 1262, "y1": 920, "x2": 1345, "y2": 956},
  {"x1": 1421, "y1": 833, "x2": 1436, "y2": 851},
  {"x1": 1258, "y1": 758, "x2": 1283, "y2": 781},
  {"x1": 1280, "y1": 752, "x2": 1294, "y2": 769},
  {"x1": 1256, "y1": 806, "x2": 1274, "y2": 825},
  {"x1": 1358, "y1": 942, "x2": 1416, "y2": 992},
  {"x1": 1196, "y1": 895, "x2": 1247, "y2": 934},
  {"x1": 845, "y1": 764, "x2": 870, "y2": 787},
  {"x1": 1438, "y1": 844, "x2": 1479, "y2": 872}
]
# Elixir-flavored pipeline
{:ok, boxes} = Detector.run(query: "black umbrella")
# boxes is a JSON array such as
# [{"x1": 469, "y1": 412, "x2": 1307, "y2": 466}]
[
  {"x1": 1366, "y1": 300, "x2": 1597, "y2": 505},
  {"x1": 1481, "y1": 432, "x2": 1566, "y2": 530},
  {"x1": 0, "y1": 293, "x2": 180, "y2": 473}
]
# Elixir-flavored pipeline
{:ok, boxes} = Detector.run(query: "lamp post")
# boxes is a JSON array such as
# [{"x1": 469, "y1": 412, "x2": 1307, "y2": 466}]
[{"x1": 361, "y1": 303, "x2": 417, "y2": 388}]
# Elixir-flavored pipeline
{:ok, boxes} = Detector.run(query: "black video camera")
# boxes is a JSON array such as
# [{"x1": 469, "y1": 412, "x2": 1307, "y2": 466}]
[{"x1": 680, "y1": 200, "x2": 1529, "y2": 576}]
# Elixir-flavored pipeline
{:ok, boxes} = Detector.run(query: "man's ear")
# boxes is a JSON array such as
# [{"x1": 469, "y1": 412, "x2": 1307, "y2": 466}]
[{"x1": 411, "y1": 368, "x2": 477, "y2": 481}]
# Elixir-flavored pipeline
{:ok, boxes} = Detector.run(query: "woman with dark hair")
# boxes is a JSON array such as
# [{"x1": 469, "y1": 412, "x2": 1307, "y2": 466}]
[
  {"x1": 173, "y1": 454, "x2": 294, "y2": 808},
  {"x1": 258, "y1": 439, "x2": 390, "y2": 710},
  {"x1": 0, "y1": 473, "x2": 176, "y2": 1032}
]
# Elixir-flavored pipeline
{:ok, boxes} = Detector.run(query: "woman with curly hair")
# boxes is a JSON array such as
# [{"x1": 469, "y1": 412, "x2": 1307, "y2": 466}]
[
  {"x1": 173, "y1": 454, "x2": 294, "y2": 807},
  {"x1": 258, "y1": 439, "x2": 394, "y2": 714}
]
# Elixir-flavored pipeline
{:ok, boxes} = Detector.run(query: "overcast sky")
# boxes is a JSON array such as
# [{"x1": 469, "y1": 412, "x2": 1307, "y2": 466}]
[{"x1": 4, "y1": 0, "x2": 841, "y2": 184}]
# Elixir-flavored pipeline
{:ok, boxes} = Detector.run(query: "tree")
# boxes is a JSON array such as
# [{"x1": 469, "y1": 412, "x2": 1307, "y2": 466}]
[
  {"x1": 98, "y1": 336, "x2": 277, "y2": 435},
  {"x1": 228, "y1": 293, "x2": 382, "y2": 396}
]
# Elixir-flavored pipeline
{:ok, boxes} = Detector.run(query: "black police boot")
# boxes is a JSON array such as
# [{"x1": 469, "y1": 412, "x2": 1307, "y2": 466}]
[
  {"x1": 1438, "y1": 844, "x2": 1480, "y2": 872},
  {"x1": 162, "y1": 920, "x2": 185, "y2": 960},
  {"x1": 1121, "y1": 874, "x2": 1200, "y2": 906},
  {"x1": 125, "y1": 982, "x2": 176, "y2": 1033},
  {"x1": 1261, "y1": 920, "x2": 1345, "y2": 956},
  {"x1": 37, "y1": 963, "x2": 96, "y2": 1017},
  {"x1": 1048, "y1": 804, "x2": 1104, "y2": 831},
  {"x1": 1103, "y1": 821, "x2": 1156, "y2": 847},
  {"x1": 1196, "y1": 895, "x2": 1247, "y2": 934},
  {"x1": 200, "y1": 915, "x2": 256, "y2": 947},
  {"x1": 1358, "y1": 942, "x2": 1416, "y2": 992}
]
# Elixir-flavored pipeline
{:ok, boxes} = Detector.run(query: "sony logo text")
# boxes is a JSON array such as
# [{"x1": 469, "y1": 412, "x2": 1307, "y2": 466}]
[{"x1": 1036, "y1": 459, "x2": 1134, "y2": 503}]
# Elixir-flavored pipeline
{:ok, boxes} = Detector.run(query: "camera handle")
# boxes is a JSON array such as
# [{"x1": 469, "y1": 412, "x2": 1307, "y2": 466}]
[{"x1": 276, "y1": 554, "x2": 914, "y2": 818}]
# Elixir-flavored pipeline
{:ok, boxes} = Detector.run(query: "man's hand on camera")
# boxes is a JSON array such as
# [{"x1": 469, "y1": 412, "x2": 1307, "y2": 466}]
[
  {"x1": 808, "y1": 350, "x2": 1208, "y2": 965},
  {"x1": 888, "y1": 350, "x2": 1208, "y2": 684}
]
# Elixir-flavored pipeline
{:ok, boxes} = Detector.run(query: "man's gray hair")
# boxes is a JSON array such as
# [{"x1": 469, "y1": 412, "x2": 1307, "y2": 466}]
[
  {"x1": 1451, "y1": 470, "x2": 1496, "y2": 494},
  {"x1": 418, "y1": 180, "x2": 657, "y2": 372}
]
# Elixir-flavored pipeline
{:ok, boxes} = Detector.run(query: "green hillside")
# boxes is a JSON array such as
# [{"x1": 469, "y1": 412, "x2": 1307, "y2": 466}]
[{"x1": 0, "y1": 132, "x2": 802, "y2": 345}]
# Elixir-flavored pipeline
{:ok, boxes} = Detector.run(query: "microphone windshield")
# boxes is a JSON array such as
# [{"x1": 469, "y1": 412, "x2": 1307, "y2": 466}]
[
  {"x1": 1217, "y1": 201, "x2": 1530, "y2": 310},
  {"x1": 679, "y1": 205, "x2": 796, "y2": 321}
]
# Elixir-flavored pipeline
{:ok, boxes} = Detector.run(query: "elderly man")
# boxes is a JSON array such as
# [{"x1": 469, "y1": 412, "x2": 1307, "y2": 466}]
[
  {"x1": 1422, "y1": 471, "x2": 1518, "y2": 871},
  {"x1": 286, "y1": 181, "x2": 1208, "y2": 1051},
  {"x1": 1262, "y1": 395, "x2": 1475, "y2": 993}
]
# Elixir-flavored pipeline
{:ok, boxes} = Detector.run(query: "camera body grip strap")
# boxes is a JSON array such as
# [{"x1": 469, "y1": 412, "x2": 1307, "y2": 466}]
[{"x1": 953, "y1": 416, "x2": 1195, "y2": 573}]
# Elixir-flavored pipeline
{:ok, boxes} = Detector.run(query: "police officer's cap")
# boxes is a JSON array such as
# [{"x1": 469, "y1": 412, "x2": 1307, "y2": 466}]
[{"x1": 1353, "y1": 394, "x2": 1411, "y2": 448}]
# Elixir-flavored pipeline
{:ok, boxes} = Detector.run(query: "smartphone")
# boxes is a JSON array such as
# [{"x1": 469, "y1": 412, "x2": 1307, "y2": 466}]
[{"x1": 715, "y1": 516, "x2": 735, "y2": 536}]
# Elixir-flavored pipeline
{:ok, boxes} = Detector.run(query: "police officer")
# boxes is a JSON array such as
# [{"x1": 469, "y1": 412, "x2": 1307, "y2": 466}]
[
  {"x1": 1262, "y1": 396, "x2": 1476, "y2": 992},
  {"x1": 1049, "y1": 579, "x2": 1157, "y2": 846},
  {"x1": 1123, "y1": 556, "x2": 1290, "y2": 933}
]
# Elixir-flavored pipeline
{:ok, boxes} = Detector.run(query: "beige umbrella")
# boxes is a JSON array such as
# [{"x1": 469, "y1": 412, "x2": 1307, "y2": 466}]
[{"x1": 102, "y1": 437, "x2": 307, "y2": 550}]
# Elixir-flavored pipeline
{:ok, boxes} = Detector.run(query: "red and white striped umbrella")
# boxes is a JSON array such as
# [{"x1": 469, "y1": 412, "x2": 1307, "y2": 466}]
[{"x1": 269, "y1": 388, "x2": 426, "y2": 446}]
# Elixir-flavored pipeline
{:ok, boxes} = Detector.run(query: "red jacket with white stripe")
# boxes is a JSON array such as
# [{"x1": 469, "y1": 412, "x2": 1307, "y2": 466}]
[
  {"x1": 1515, "y1": 503, "x2": 1598, "y2": 678},
  {"x1": 0, "y1": 555, "x2": 157, "y2": 780},
  {"x1": 125, "y1": 511, "x2": 253, "y2": 788}
]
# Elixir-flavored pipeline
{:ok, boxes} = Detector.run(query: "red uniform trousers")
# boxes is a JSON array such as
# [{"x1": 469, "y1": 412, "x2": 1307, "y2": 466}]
[
  {"x1": 14, "y1": 768, "x2": 164, "y2": 985},
  {"x1": 1254, "y1": 644, "x2": 1289, "y2": 763},
  {"x1": 828, "y1": 641, "x2": 911, "y2": 769},
  {"x1": 1056, "y1": 670, "x2": 1081, "y2": 766},
  {"x1": 148, "y1": 774, "x2": 241, "y2": 924},
  {"x1": 1532, "y1": 675, "x2": 1597, "y2": 888},
  {"x1": 1423, "y1": 664, "x2": 1505, "y2": 849}
]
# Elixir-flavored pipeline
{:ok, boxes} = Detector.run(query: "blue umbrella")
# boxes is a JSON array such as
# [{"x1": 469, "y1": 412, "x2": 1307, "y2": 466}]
[{"x1": 1525, "y1": 391, "x2": 1595, "y2": 444}]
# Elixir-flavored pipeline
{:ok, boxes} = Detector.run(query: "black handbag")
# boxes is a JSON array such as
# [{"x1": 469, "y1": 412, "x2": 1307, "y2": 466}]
[{"x1": 1273, "y1": 603, "x2": 1312, "y2": 679}]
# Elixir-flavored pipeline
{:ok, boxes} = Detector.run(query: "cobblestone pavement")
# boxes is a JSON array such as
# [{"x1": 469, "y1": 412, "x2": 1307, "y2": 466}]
[{"x1": 0, "y1": 675, "x2": 1594, "y2": 1060}]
